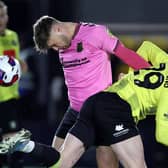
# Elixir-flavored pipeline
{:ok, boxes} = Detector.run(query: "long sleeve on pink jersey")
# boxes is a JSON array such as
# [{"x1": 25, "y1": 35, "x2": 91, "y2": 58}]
[
  {"x1": 113, "y1": 41, "x2": 151, "y2": 70},
  {"x1": 93, "y1": 26, "x2": 150, "y2": 70}
]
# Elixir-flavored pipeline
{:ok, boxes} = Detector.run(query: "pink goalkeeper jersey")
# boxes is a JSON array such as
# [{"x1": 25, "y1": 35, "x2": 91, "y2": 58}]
[{"x1": 59, "y1": 23, "x2": 149, "y2": 111}]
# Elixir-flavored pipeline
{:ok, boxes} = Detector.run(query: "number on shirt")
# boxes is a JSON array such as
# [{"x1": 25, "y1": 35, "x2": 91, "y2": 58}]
[{"x1": 134, "y1": 63, "x2": 165, "y2": 89}]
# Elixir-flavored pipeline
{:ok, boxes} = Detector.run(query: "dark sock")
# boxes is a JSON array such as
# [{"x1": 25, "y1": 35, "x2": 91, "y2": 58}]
[
  {"x1": 26, "y1": 142, "x2": 60, "y2": 167},
  {"x1": 7, "y1": 152, "x2": 23, "y2": 168},
  {"x1": 0, "y1": 154, "x2": 7, "y2": 167}
]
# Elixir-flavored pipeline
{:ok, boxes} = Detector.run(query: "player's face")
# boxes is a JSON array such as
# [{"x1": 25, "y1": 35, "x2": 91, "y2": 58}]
[
  {"x1": 47, "y1": 24, "x2": 71, "y2": 51},
  {"x1": 0, "y1": 7, "x2": 8, "y2": 35}
]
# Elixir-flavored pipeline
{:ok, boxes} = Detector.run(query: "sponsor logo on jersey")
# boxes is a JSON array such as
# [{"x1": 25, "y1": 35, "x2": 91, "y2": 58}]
[
  {"x1": 60, "y1": 57, "x2": 90, "y2": 68},
  {"x1": 115, "y1": 124, "x2": 124, "y2": 131}
]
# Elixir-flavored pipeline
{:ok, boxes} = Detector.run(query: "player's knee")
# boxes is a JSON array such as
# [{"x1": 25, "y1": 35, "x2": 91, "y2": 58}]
[{"x1": 96, "y1": 146, "x2": 119, "y2": 167}]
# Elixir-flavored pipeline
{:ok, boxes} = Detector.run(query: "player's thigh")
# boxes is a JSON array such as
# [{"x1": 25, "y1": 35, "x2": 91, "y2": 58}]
[
  {"x1": 93, "y1": 92, "x2": 139, "y2": 146},
  {"x1": 96, "y1": 146, "x2": 119, "y2": 168},
  {"x1": 111, "y1": 135, "x2": 146, "y2": 168},
  {"x1": 52, "y1": 107, "x2": 79, "y2": 149},
  {"x1": 69, "y1": 96, "x2": 96, "y2": 148}
]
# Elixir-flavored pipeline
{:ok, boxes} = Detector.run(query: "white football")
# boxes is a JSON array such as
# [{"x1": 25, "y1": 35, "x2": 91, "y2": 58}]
[{"x1": 0, "y1": 55, "x2": 21, "y2": 86}]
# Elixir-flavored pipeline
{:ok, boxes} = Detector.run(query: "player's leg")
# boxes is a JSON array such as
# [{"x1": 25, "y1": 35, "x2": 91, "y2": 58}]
[
  {"x1": 96, "y1": 146, "x2": 119, "y2": 168},
  {"x1": 111, "y1": 135, "x2": 147, "y2": 168},
  {"x1": 93, "y1": 92, "x2": 146, "y2": 168},
  {"x1": 0, "y1": 129, "x2": 86, "y2": 168},
  {"x1": 0, "y1": 129, "x2": 60, "y2": 167},
  {"x1": 52, "y1": 133, "x2": 85, "y2": 168},
  {"x1": 56, "y1": 106, "x2": 95, "y2": 168},
  {"x1": 52, "y1": 96, "x2": 97, "y2": 168},
  {"x1": 95, "y1": 92, "x2": 119, "y2": 168},
  {"x1": 27, "y1": 142, "x2": 60, "y2": 167},
  {"x1": 52, "y1": 107, "x2": 79, "y2": 151},
  {"x1": 57, "y1": 95, "x2": 97, "y2": 168}
]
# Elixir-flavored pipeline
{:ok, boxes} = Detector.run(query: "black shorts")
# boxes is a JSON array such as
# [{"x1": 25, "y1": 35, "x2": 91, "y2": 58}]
[
  {"x1": 70, "y1": 92, "x2": 139, "y2": 147},
  {"x1": 0, "y1": 99, "x2": 21, "y2": 134},
  {"x1": 55, "y1": 107, "x2": 79, "y2": 138}
]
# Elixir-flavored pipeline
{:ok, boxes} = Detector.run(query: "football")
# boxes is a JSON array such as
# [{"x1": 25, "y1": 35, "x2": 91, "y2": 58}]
[{"x1": 0, "y1": 55, "x2": 21, "y2": 86}]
